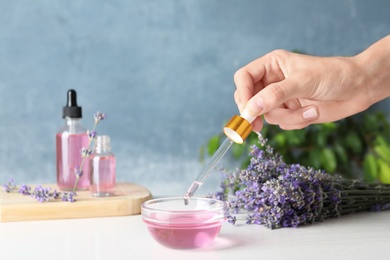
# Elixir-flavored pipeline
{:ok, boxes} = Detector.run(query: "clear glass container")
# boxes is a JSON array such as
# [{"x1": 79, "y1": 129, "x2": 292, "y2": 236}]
[
  {"x1": 142, "y1": 197, "x2": 226, "y2": 249},
  {"x1": 90, "y1": 135, "x2": 116, "y2": 197},
  {"x1": 56, "y1": 89, "x2": 90, "y2": 191},
  {"x1": 56, "y1": 118, "x2": 90, "y2": 191}
]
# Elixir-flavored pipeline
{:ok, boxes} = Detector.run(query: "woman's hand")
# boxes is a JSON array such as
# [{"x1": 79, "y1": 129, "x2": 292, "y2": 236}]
[{"x1": 234, "y1": 35, "x2": 390, "y2": 131}]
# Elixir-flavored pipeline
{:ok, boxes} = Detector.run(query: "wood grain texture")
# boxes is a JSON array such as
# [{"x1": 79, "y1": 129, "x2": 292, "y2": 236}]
[{"x1": 0, "y1": 182, "x2": 152, "y2": 222}]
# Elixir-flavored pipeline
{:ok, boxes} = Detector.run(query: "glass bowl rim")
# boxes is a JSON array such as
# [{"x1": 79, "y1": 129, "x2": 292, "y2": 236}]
[
  {"x1": 141, "y1": 197, "x2": 226, "y2": 226},
  {"x1": 141, "y1": 196, "x2": 226, "y2": 213}
]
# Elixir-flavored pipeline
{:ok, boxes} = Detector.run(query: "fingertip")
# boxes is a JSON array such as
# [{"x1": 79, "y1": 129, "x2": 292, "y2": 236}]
[
  {"x1": 251, "y1": 117, "x2": 264, "y2": 132},
  {"x1": 246, "y1": 96, "x2": 265, "y2": 116}
]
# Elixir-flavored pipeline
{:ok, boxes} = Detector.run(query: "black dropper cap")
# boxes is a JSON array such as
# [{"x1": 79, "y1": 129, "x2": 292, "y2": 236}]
[{"x1": 63, "y1": 89, "x2": 82, "y2": 118}]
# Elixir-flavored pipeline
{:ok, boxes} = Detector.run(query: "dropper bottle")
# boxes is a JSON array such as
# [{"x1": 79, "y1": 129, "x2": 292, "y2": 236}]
[
  {"x1": 90, "y1": 135, "x2": 116, "y2": 197},
  {"x1": 56, "y1": 89, "x2": 90, "y2": 191},
  {"x1": 183, "y1": 109, "x2": 255, "y2": 204}
]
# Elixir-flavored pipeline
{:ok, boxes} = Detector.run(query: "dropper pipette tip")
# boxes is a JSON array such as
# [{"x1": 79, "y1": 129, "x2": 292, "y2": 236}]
[{"x1": 183, "y1": 109, "x2": 255, "y2": 205}]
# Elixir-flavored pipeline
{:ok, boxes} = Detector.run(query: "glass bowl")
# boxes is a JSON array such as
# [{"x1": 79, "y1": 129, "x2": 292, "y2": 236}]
[{"x1": 141, "y1": 197, "x2": 226, "y2": 249}]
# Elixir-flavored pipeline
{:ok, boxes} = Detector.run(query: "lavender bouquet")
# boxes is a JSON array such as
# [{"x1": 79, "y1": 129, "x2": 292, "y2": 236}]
[{"x1": 212, "y1": 133, "x2": 390, "y2": 229}]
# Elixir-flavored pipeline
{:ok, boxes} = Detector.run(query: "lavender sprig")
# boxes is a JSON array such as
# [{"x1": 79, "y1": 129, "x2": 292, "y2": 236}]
[
  {"x1": 2, "y1": 179, "x2": 76, "y2": 203},
  {"x1": 213, "y1": 133, "x2": 390, "y2": 229},
  {"x1": 2, "y1": 178, "x2": 17, "y2": 193},
  {"x1": 72, "y1": 111, "x2": 106, "y2": 192}
]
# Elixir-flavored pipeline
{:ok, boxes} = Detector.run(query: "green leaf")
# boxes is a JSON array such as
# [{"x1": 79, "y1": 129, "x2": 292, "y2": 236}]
[
  {"x1": 273, "y1": 133, "x2": 286, "y2": 146},
  {"x1": 363, "y1": 111, "x2": 390, "y2": 133},
  {"x1": 378, "y1": 159, "x2": 390, "y2": 184},
  {"x1": 373, "y1": 137, "x2": 390, "y2": 163},
  {"x1": 363, "y1": 153, "x2": 378, "y2": 182},
  {"x1": 323, "y1": 122, "x2": 337, "y2": 130},
  {"x1": 316, "y1": 129, "x2": 328, "y2": 148},
  {"x1": 285, "y1": 130, "x2": 304, "y2": 146},
  {"x1": 376, "y1": 135, "x2": 390, "y2": 147},
  {"x1": 315, "y1": 123, "x2": 337, "y2": 147},
  {"x1": 333, "y1": 143, "x2": 348, "y2": 164},
  {"x1": 248, "y1": 133, "x2": 259, "y2": 146},
  {"x1": 261, "y1": 125, "x2": 269, "y2": 136},
  {"x1": 231, "y1": 143, "x2": 246, "y2": 160},
  {"x1": 308, "y1": 149, "x2": 323, "y2": 170},
  {"x1": 362, "y1": 113, "x2": 379, "y2": 132},
  {"x1": 344, "y1": 132, "x2": 363, "y2": 154},
  {"x1": 207, "y1": 135, "x2": 220, "y2": 156},
  {"x1": 320, "y1": 148, "x2": 337, "y2": 173},
  {"x1": 374, "y1": 145, "x2": 390, "y2": 163}
]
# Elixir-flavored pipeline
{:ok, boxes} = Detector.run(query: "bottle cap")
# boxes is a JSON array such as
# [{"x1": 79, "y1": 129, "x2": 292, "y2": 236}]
[
  {"x1": 63, "y1": 89, "x2": 82, "y2": 118},
  {"x1": 223, "y1": 115, "x2": 253, "y2": 144}
]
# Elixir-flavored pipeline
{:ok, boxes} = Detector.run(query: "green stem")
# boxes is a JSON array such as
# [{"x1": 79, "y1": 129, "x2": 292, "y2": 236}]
[
  {"x1": 338, "y1": 195, "x2": 390, "y2": 199},
  {"x1": 72, "y1": 121, "x2": 99, "y2": 193}
]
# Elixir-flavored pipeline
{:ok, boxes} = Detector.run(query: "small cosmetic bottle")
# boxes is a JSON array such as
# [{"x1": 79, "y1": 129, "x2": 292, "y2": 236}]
[
  {"x1": 90, "y1": 135, "x2": 116, "y2": 197},
  {"x1": 56, "y1": 89, "x2": 90, "y2": 191}
]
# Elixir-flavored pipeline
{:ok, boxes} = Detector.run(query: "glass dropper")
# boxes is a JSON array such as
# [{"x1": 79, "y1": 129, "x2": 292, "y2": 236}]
[{"x1": 183, "y1": 109, "x2": 255, "y2": 205}]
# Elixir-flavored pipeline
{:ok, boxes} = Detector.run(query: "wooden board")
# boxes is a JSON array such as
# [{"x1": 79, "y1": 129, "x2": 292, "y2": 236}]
[{"x1": 0, "y1": 182, "x2": 152, "y2": 222}]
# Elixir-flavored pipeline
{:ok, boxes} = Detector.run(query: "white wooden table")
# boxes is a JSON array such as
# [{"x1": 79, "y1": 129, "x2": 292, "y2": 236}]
[{"x1": 1, "y1": 210, "x2": 389, "y2": 260}]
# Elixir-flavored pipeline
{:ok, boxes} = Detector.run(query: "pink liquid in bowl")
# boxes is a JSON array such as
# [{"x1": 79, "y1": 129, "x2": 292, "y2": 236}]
[
  {"x1": 144, "y1": 214, "x2": 223, "y2": 249},
  {"x1": 142, "y1": 197, "x2": 226, "y2": 249}
]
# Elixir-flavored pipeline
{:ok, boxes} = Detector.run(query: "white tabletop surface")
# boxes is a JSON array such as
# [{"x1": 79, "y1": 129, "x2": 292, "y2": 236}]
[{"x1": 0, "y1": 209, "x2": 389, "y2": 260}]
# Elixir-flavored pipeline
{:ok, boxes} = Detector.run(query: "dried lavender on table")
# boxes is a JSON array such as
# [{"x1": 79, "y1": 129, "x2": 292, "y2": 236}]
[
  {"x1": 211, "y1": 133, "x2": 390, "y2": 229},
  {"x1": 3, "y1": 179, "x2": 76, "y2": 203}
]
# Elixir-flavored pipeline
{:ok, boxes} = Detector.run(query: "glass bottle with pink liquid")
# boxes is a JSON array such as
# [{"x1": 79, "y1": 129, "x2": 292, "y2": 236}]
[
  {"x1": 90, "y1": 135, "x2": 116, "y2": 196},
  {"x1": 56, "y1": 89, "x2": 90, "y2": 191}
]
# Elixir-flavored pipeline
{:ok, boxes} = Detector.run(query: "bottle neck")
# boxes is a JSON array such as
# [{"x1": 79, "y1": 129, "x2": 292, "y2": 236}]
[
  {"x1": 65, "y1": 117, "x2": 82, "y2": 126},
  {"x1": 63, "y1": 117, "x2": 85, "y2": 134},
  {"x1": 94, "y1": 135, "x2": 112, "y2": 154}
]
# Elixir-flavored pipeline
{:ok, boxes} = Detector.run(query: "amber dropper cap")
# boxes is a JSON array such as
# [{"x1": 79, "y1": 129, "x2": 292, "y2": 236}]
[{"x1": 223, "y1": 109, "x2": 255, "y2": 144}]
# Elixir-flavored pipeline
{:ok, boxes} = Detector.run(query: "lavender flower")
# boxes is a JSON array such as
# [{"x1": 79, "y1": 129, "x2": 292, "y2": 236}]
[
  {"x1": 74, "y1": 167, "x2": 83, "y2": 178},
  {"x1": 371, "y1": 203, "x2": 390, "y2": 211},
  {"x1": 80, "y1": 147, "x2": 92, "y2": 158},
  {"x1": 94, "y1": 111, "x2": 106, "y2": 123},
  {"x1": 214, "y1": 134, "x2": 390, "y2": 229},
  {"x1": 52, "y1": 189, "x2": 61, "y2": 199},
  {"x1": 88, "y1": 130, "x2": 97, "y2": 139},
  {"x1": 62, "y1": 192, "x2": 76, "y2": 202},
  {"x1": 2, "y1": 180, "x2": 76, "y2": 203},
  {"x1": 18, "y1": 184, "x2": 31, "y2": 195},
  {"x1": 30, "y1": 185, "x2": 51, "y2": 203},
  {"x1": 2, "y1": 178, "x2": 16, "y2": 193}
]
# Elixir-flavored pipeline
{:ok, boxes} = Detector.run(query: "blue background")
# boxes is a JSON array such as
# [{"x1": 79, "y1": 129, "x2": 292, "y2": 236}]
[{"x1": 0, "y1": 0, "x2": 389, "y2": 196}]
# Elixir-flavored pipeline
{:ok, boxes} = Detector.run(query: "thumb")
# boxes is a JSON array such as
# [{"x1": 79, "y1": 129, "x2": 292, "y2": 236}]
[{"x1": 245, "y1": 77, "x2": 304, "y2": 116}]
